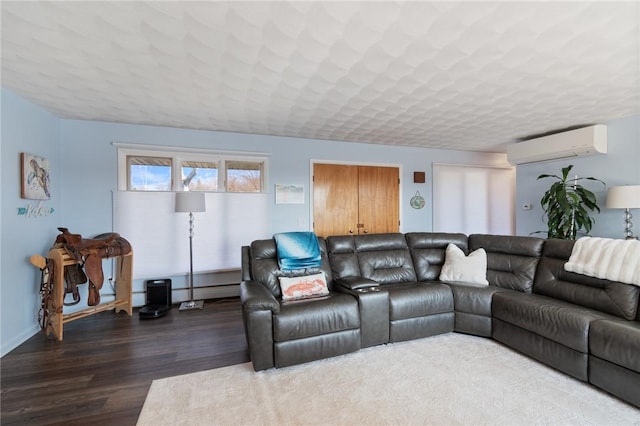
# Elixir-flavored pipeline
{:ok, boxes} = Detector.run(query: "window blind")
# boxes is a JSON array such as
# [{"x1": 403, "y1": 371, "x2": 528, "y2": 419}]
[
  {"x1": 112, "y1": 191, "x2": 271, "y2": 278},
  {"x1": 433, "y1": 164, "x2": 515, "y2": 235}
]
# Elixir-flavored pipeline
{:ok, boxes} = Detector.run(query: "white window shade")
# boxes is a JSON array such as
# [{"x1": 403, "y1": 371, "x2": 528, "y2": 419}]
[
  {"x1": 433, "y1": 164, "x2": 515, "y2": 235},
  {"x1": 113, "y1": 191, "x2": 270, "y2": 278}
]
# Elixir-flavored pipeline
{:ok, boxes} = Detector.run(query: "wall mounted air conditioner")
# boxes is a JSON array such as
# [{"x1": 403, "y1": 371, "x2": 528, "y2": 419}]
[{"x1": 507, "y1": 124, "x2": 607, "y2": 165}]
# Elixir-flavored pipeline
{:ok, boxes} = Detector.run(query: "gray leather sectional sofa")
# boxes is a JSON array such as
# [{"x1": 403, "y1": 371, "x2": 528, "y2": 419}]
[{"x1": 240, "y1": 233, "x2": 640, "y2": 408}]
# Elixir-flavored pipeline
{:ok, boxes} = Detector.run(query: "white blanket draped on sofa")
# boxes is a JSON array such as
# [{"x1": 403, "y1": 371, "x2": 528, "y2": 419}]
[{"x1": 564, "y1": 237, "x2": 640, "y2": 286}]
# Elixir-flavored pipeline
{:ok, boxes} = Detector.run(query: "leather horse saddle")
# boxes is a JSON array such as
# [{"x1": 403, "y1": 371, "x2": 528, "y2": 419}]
[{"x1": 54, "y1": 227, "x2": 131, "y2": 306}]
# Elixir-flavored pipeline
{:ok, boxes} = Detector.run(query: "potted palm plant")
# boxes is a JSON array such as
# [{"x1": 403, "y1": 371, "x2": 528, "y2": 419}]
[{"x1": 536, "y1": 164, "x2": 605, "y2": 239}]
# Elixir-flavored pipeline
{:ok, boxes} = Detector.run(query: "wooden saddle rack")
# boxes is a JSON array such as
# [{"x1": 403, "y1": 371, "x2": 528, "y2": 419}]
[{"x1": 31, "y1": 227, "x2": 133, "y2": 341}]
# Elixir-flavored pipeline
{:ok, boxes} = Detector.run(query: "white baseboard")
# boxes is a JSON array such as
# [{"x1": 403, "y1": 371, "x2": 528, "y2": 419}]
[
  {"x1": 130, "y1": 284, "x2": 240, "y2": 307},
  {"x1": 1, "y1": 324, "x2": 40, "y2": 358},
  {"x1": 170, "y1": 284, "x2": 240, "y2": 305}
]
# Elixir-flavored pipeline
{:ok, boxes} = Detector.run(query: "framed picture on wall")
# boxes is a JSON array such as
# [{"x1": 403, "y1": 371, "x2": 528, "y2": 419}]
[
  {"x1": 275, "y1": 184, "x2": 304, "y2": 204},
  {"x1": 21, "y1": 152, "x2": 51, "y2": 200}
]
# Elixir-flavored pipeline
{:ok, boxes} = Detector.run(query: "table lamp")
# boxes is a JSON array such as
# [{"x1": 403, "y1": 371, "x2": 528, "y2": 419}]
[{"x1": 606, "y1": 185, "x2": 640, "y2": 240}]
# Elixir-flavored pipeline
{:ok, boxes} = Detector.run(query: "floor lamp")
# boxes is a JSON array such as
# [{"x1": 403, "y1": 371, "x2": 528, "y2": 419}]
[
  {"x1": 175, "y1": 191, "x2": 206, "y2": 310},
  {"x1": 606, "y1": 185, "x2": 640, "y2": 240}
]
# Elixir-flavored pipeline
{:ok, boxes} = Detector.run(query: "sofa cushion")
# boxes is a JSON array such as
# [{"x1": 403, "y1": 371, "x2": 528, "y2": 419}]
[
  {"x1": 469, "y1": 234, "x2": 543, "y2": 293},
  {"x1": 386, "y1": 282, "x2": 453, "y2": 320},
  {"x1": 492, "y1": 292, "x2": 617, "y2": 353},
  {"x1": 589, "y1": 319, "x2": 640, "y2": 372},
  {"x1": 326, "y1": 236, "x2": 361, "y2": 279},
  {"x1": 351, "y1": 233, "x2": 417, "y2": 284},
  {"x1": 353, "y1": 233, "x2": 408, "y2": 252},
  {"x1": 250, "y1": 239, "x2": 285, "y2": 297},
  {"x1": 447, "y1": 282, "x2": 509, "y2": 317},
  {"x1": 274, "y1": 329, "x2": 361, "y2": 368},
  {"x1": 534, "y1": 239, "x2": 640, "y2": 320},
  {"x1": 358, "y1": 249, "x2": 417, "y2": 283},
  {"x1": 251, "y1": 238, "x2": 333, "y2": 298},
  {"x1": 274, "y1": 293, "x2": 360, "y2": 341},
  {"x1": 405, "y1": 232, "x2": 468, "y2": 281},
  {"x1": 439, "y1": 244, "x2": 488, "y2": 285}
]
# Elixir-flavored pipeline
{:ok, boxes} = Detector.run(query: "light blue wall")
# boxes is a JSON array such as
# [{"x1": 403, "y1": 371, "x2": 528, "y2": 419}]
[
  {"x1": 1, "y1": 89, "x2": 61, "y2": 356},
  {"x1": 58, "y1": 119, "x2": 508, "y2": 237},
  {"x1": 3, "y1": 87, "x2": 638, "y2": 356},
  {"x1": 515, "y1": 115, "x2": 640, "y2": 238},
  {"x1": 1, "y1": 92, "x2": 505, "y2": 355}
]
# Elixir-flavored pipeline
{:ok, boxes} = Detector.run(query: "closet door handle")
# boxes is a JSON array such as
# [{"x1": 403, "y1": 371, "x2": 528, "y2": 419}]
[
  {"x1": 349, "y1": 229, "x2": 354, "y2": 234},
  {"x1": 364, "y1": 229, "x2": 369, "y2": 234}
]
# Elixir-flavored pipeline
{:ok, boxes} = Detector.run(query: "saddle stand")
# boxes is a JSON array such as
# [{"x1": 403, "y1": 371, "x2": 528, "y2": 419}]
[
  {"x1": 31, "y1": 228, "x2": 134, "y2": 341},
  {"x1": 55, "y1": 227, "x2": 131, "y2": 306}
]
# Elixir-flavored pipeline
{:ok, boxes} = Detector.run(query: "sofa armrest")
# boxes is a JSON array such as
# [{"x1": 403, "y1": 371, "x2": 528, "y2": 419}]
[
  {"x1": 240, "y1": 280, "x2": 277, "y2": 371},
  {"x1": 240, "y1": 280, "x2": 280, "y2": 314},
  {"x1": 333, "y1": 277, "x2": 388, "y2": 347},
  {"x1": 334, "y1": 276, "x2": 379, "y2": 291}
]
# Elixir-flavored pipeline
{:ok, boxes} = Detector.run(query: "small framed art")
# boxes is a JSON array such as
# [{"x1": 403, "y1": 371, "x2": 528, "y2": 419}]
[
  {"x1": 275, "y1": 184, "x2": 304, "y2": 204},
  {"x1": 21, "y1": 152, "x2": 51, "y2": 200}
]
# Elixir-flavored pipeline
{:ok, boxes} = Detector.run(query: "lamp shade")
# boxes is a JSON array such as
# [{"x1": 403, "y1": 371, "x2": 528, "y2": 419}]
[
  {"x1": 606, "y1": 185, "x2": 640, "y2": 209},
  {"x1": 175, "y1": 191, "x2": 206, "y2": 213}
]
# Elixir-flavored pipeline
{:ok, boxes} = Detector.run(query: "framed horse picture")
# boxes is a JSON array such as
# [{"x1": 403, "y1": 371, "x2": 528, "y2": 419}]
[{"x1": 21, "y1": 152, "x2": 51, "y2": 200}]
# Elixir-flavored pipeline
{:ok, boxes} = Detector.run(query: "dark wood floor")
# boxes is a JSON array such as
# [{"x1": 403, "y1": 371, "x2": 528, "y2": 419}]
[{"x1": 1, "y1": 297, "x2": 249, "y2": 426}]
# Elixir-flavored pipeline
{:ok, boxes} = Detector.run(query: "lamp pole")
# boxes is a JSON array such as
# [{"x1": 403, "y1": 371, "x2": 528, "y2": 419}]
[
  {"x1": 188, "y1": 211, "x2": 195, "y2": 302},
  {"x1": 175, "y1": 191, "x2": 206, "y2": 311},
  {"x1": 623, "y1": 208, "x2": 635, "y2": 240}
]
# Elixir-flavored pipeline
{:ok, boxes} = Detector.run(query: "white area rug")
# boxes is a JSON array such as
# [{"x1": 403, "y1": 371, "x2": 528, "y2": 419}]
[{"x1": 137, "y1": 333, "x2": 640, "y2": 426}]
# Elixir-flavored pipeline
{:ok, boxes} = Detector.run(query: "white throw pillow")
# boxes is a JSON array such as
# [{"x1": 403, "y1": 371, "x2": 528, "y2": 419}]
[
  {"x1": 278, "y1": 272, "x2": 329, "y2": 301},
  {"x1": 439, "y1": 244, "x2": 489, "y2": 285}
]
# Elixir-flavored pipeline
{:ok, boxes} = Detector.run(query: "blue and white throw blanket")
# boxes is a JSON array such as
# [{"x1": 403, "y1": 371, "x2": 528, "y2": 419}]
[{"x1": 274, "y1": 232, "x2": 322, "y2": 271}]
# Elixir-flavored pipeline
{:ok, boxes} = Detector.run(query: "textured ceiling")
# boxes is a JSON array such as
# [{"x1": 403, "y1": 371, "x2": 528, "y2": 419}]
[{"x1": 1, "y1": 1, "x2": 639, "y2": 152}]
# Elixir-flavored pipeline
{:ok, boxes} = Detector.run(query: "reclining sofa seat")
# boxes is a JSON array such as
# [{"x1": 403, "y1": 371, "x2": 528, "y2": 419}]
[
  {"x1": 406, "y1": 233, "x2": 545, "y2": 337},
  {"x1": 590, "y1": 318, "x2": 640, "y2": 407},
  {"x1": 492, "y1": 239, "x2": 640, "y2": 389},
  {"x1": 327, "y1": 233, "x2": 455, "y2": 343},
  {"x1": 240, "y1": 233, "x2": 640, "y2": 409},
  {"x1": 240, "y1": 237, "x2": 360, "y2": 371}
]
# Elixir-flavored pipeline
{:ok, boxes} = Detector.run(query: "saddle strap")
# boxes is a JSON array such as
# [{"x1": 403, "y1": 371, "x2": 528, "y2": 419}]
[
  {"x1": 38, "y1": 258, "x2": 55, "y2": 330},
  {"x1": 87, "y1": 283, "x2": 101, "y2": 306},
  {"x1": 63, "y1": 264, "x2": 86, "y2": 306},
  {"x1": 84, "y1": 254, "x2": 104, "y2": 307}
]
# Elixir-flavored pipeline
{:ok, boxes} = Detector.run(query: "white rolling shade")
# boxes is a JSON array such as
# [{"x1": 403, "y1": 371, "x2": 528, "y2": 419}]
[
  {"x1": 433, "y1": 164, "x2": 515, "y2": 235},
  {"x1": 113, "y1": 191, "x2": 270, "y2": 278}
]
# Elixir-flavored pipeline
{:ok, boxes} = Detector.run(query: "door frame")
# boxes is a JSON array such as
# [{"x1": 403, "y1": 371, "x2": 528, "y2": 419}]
[{"x1": 310, "y1": 159, "x2": 404, "y2": 234}]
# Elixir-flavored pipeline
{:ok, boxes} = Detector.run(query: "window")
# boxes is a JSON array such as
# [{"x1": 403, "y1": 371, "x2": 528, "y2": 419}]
[
  {"x1": 113, "y1": 143, "x2": 271, "y2": 277},
  {"x1": 113, "y1": 191, "x2": 271, "y2": 276},
  {"x1": 117, "y1": 145, "x2": 268, "y2": 193},
  {"x1": 226, "y1": 161, "x2": 263, "y2": 193},
  {"x1": 432, "y1": 163, "x2": 515, "y2": 235},
  {"x1": 127, "y1": 156, "x2": 172, "y2": 191},
  {"x1": 181, "y1": 160, "x2": 218, "y2": 191}
]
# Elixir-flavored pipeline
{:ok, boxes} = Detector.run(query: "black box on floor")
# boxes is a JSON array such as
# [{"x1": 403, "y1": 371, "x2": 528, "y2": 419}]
[{"x1": 139, "y1": 279, "x2": 171, "y2": 319}]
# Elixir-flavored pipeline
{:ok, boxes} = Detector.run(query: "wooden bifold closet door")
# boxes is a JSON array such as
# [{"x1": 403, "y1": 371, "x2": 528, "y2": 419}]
[{"x1": 313, "y1": 163, "x2": 399, "y2": 237}]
